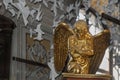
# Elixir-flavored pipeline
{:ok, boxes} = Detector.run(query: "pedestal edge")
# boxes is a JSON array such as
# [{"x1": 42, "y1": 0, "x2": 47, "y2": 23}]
[{"x1": 62, "y1": 73, "x2": 112, "y2": 79}]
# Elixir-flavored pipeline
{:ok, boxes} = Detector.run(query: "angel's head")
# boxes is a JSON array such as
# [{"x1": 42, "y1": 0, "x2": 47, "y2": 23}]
[{"x1": 73, "y1": 20, "x2": 89, "y2": 38}]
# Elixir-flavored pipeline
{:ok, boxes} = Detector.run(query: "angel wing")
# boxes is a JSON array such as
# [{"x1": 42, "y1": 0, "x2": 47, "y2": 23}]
[
  {"x1": 89, "y1": 29, "x2": 110, "y2": 74},
  {"x1": 54, "y1": 22, "x2": 74, "y2": 73}
]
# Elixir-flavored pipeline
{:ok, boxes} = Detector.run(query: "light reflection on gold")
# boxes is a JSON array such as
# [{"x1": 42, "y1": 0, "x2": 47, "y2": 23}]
[{"x1": 54, "y1": 20, "x2": 110, "y2": 74}]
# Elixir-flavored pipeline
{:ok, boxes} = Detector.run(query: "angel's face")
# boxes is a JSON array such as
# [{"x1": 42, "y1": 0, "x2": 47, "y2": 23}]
[{"x1": 74, "y1": 21, "x2": 88, "y2": 38}]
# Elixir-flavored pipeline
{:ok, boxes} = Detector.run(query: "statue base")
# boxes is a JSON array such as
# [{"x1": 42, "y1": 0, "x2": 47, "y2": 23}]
[{"x1": 62, "y1": 73, "x2": 111, "y2": 80}]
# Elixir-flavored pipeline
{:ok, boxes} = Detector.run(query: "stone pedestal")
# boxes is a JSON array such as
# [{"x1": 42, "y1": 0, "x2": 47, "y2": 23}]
[{"x1": 62, "y1": 73, "x2": 111, "y2": 80}]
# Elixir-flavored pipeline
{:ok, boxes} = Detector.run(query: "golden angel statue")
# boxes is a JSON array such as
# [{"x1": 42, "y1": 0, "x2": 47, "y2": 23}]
[{"x1": 54, "y1": 20, "x2": 110, "y2": 74}]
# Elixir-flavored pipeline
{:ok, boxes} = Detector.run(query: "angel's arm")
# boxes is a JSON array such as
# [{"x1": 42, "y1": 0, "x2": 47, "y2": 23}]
[
  {"x1": 76, "y1": 35, "x2": 94, "y2": 56},
  {"x1": 76, "y1": 47, "x2": 94, "y2": 57},
  {"x1": 68, "y1": 36, "x2": 80, "y2": 58}
]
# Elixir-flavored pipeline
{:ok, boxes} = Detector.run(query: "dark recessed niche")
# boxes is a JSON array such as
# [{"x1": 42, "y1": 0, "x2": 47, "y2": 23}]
[{"x1": 0, "y1": 15, "x2": 16, "y2": 80}]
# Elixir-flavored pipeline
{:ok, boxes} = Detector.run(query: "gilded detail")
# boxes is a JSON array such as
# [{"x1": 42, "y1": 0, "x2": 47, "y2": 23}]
[
  {"x1": 54, "y1": 20, "x2": 110, "y2": 74},
  {"x1": 67, "y1": 20, "x2": 94, "y2": 74}
]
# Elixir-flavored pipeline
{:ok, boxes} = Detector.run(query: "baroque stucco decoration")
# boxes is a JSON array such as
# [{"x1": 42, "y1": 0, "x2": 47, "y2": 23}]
[
  {"x1": 1, "y1": 0, "x2": 81, "y2": 80},
  {"x1": 2, "y1": 0, "x2": 119, "y2": 40},
  {"x1": 1, "y1": 0, "x2": 120, "y2": 80},
  {"x1": 2, "y1": 0, "x2": 82, "y2": 41}
]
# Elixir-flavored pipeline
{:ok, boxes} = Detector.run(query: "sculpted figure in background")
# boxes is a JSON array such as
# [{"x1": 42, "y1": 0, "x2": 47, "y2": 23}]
[
  {"x1": 54, "y1": 20, "x2": 110, "y2": 74},
  {"x1": 67, "y1": 20, "x2": 94, "y2": 74}
]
